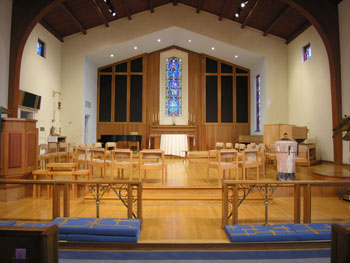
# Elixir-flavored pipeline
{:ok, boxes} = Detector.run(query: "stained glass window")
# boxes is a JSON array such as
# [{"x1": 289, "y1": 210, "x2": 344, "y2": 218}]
[
  {"x1": 303, "y1": 43, "x2": 311, "y2": 62},
  {"x1": 165, "y1": 57, "x2": 182, "y2": 116},
  {"x1": 255, "y1": 75, "x2": 261, "y2": 132},
  {"x1": 37, "y1": 39, "x2": 46, "y2": 58}
]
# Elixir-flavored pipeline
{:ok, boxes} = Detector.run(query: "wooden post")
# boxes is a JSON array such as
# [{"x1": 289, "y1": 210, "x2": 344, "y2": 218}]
[
  {"x1": 63, "y1": 183, "x2": 70, "y2": 217},
  {"x1": 52, "y1": 184, "x2": 60, "y2": 219},
  {"x1": 303, "y1": 183, "x2": 312, "y2": 223},
  {"x1": 294, "y1": 184, "x2": 301, "y2": 223},
  {"x1": 231, "y1": 184, "x2": 239, "y2": 225},
  {"x1": 222, "y1": 183, "x2": 228, "y2": 227},
  {"x1": 137, "y1": 183, "x2": 143, "y2": 222},
  {"x1": 127, "y1": 184, "x2": 133, "y2": 218}
]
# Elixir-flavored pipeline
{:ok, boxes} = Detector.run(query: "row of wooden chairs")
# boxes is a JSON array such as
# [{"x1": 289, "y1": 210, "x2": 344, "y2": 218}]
[
  {"x1": 207, "y1": 149, "x2": 265, "y2": 185},
  {"x1": 74, "y1": 147, "x2": 167, "y2": 184}
]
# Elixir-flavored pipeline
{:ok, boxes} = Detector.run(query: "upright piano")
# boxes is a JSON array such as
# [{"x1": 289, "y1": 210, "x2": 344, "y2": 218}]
[{"x1": 98, "y1": 135, "x2": 142, "y2": 150}]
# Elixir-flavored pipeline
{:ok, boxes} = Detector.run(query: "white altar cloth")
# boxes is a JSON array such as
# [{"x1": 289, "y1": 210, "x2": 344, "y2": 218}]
[{"x1": 160, "y1": 134, "x2": 188, "y2": 157}]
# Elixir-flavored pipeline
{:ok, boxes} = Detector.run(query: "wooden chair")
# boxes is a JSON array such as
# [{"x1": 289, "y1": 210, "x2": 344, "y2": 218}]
[
  {"x1": 75, "y1": 147, "x2": 90, "y2": 169},
  {"x1": 139, "y1": 149, "x2": 167, "y2": 185},
  {"x1": 265, "y1": 144, "x2": 277, "y2": 168},
  {"x1": 129, "y1": 132, "x2": 140, "y2": 152},
  {"x1": 111, "y1": 149, "x2": 139, "y2": 180},
  {"x1": 295, "y1": 144, "x2": 311, "y2": 171},
  {"x1": 207, "y1": 149, "x2": 239, "y2": 185},
  {"x1": 90, "y1": 148, "x2": 110, "y2": 179},
  {"x1": 239, "y1": 149, "x2": 259, "y2": 180},
  {"x1": 93, "y1": 142, "x2": 102, "y2": 149},
  {"x1": 105, "y1": 142, "x2": 117, "y2": 151},
  {"x1": 57, "y1": 142, "x2": 69, "y2": 162},
  {"x1": 215, "y1": 142, "x2": 224, "y2": 150},
  {"x1": 225, "y1": 142, "x2": 233, "y2": 149}
]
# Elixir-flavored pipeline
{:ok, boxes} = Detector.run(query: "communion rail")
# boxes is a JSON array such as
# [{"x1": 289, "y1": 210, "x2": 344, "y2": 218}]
[
  {"x1": 0, "y1": 179, "x2": 142, "y2": 221},
  {"x1": 222, "y1": 180, "x2": 350, "y2": 227}
]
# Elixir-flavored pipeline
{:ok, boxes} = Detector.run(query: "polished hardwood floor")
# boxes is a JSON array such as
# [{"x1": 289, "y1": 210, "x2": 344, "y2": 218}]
[{"x1": 1, "y1": 157, "x2": 350, "y2": 243}]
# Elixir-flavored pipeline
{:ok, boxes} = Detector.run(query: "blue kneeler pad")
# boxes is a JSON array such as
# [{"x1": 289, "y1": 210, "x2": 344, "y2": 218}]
[
  {"x1": 50, "y1": 217, "x2": 140, "y2": 238},
  {"x1": 288, "y1": 223, "x2": 350, "y2": 241},
  {"x1": 0, "y1": 221, "x2": 16, "y2": 226},
  {"x1": 225, "y1": 224, "x2": 299, "y2": 242},
  {"x1": 66, "y1": 234, "x2": 138, "y2": 242}
]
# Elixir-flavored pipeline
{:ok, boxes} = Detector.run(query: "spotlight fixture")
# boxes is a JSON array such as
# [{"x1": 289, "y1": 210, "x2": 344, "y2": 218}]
[
  {"x1": 211, "y1": 47, "x2": 215, "y2": 50},
  {"x1": 110, "y1": 54, "x2": 114, "y2": 57},
  {"x1": 105, "y1": 0, "x2": 116, "y2": 17},
  {"x1": 134, "y1": 46, "x2": 138, "y2": 50},
  {"x1": 234, "y1": 55, "x2": 238, "y2": 58},
  {"x1": 235, "y1": 7, "x2": 242, "y2": 18},
  {"x1": 240, "y1": 0, "x2": 248, "y2": 8},
  {"x1": 157, "y1": 39, "x2": 161, "y2": 42},
  {"x1": 188, "y1": 39, "x2": 192, "y2": 43}
]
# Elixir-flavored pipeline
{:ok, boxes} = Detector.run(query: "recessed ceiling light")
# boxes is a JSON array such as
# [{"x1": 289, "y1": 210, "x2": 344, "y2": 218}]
[
  {"x1": 110, "y1": 54, "x2": 114, "y2": 57},
  {"x1": 134, "y1": 46, "x2": 138, "y2": 50},
  {"x1": 211, "y1": 47, "x2": 215, "y2": 50},
  {"x1": 157, "y1": 39, "x2": 161, "y2": 42},
  {"x1": 235, "y1": 55, "x2": 238, "y2": 58},
  {"x1": 188, "y1": 39, "x2": 192, "y2": 43}
]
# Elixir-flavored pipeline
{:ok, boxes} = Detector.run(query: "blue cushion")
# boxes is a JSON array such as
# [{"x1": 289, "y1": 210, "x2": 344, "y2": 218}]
[
  {"x1": 0, "y1": 221, "x2": 16, "y2": 226},
  {"x1": 288, "y1": 223, "x2": 350, "y2": 241},
  {"x1": 59, "y1": 233, "x2": 67, "y2": 240},
  {"x1": 225, "y1": 224, "x2": 299, "y2": 242},
  {"x1": 65, "y1": 234, "x2": 138, "y2": 243},
  {"x1": 13, "y1": 222, "x2": 50, "y2": 227},
  {"x1": 50, "y1": 217, "x2": 140, "y2": 237}
]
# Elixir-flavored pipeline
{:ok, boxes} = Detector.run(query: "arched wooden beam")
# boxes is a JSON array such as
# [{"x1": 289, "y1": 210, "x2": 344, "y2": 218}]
[
  {"x1": 280, "y1": 0, "x2": 342, "y2": 164},
  {"x1": 8, "y1": 0, "x2": 65, "y2": 118},
  {"x1": 8, "y1": 0, "x2": 343, "y2": 164}
]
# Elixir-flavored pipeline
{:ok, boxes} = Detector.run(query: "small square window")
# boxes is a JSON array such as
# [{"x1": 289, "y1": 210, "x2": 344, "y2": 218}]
[
  {"x1": 302, "y1": 43, "x2": 311, "y2": 62},
  {"x1": 37, "y1": 39, "x2": 46, "y2": 58}
]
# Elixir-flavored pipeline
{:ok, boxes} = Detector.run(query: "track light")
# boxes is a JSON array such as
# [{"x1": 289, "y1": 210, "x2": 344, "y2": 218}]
[
  {"x1": 105, "y1": 0, "x2": 116, "y2": 17},
  {"x1": 235, "y1": 7, "x2": 241, "y2": 18},
  {"x1": 241, "y1": 0, "x2": 248, "y2": 8}
]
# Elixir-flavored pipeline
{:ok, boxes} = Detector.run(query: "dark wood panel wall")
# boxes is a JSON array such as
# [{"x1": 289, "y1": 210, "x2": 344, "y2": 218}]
[{"x1": 97, "y1": 46, "x2": 250, "y2": 150}]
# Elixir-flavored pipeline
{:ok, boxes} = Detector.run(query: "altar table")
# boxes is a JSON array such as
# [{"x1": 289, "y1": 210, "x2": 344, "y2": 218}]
[{"x1": 160, "y1": 134, "x2": 188, "y2": 157}]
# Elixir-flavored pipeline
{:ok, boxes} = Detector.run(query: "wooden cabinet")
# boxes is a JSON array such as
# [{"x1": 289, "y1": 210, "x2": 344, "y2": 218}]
[
  {"x1": 263, "y1": 124, "x2": 308, "y2": 146},
  {"x1": 0, "y1": 118, "x2": 38, "y2": 201}
]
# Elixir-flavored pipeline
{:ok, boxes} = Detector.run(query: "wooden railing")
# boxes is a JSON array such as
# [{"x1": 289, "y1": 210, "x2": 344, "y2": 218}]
[
  {"x1": 222, "y1": 180, "x2": 350, "y2": 227},
  {"x1": 0, "y1": 179, "x2": 142, "y2": 222}
]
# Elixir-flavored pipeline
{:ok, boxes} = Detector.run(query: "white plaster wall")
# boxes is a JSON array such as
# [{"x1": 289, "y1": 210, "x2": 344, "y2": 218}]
[
  {"x1": 0, "y1": 0, "x2": 12, "y2": 108},
  {"x1": 61, "y1": 3, "x2": 288, "y2": 143},
  {"x1": 339, "y1": 0, "x2": 350, "y2": 164},
  {"x1": 250, "y1": 58, "x2": 266, "y2": 135},
  {"x1": 20, "y1": 24, "x2": 62, "y2": 144},
  {"x1": 287, "y1": 26, "x2": 333, "y2": 161},
  {"x1": 82, "y1": 57, "x2": 97, "y2": 144}
]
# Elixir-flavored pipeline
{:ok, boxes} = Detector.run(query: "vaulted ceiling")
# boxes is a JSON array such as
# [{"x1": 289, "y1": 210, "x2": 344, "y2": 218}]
[{"x1": 39, "y1": 0, "x2": 338, "y2": 45}]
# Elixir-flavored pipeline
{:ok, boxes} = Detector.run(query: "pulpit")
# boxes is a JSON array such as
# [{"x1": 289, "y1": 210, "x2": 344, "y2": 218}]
[{"x1": 0, "y1": 118, "x2": 38, "y2": 201}]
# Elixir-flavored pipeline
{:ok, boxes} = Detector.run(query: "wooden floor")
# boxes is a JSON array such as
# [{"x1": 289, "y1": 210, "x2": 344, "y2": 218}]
[{"x1": 1, "y1": 157, "x2": 350, "y2": 243}]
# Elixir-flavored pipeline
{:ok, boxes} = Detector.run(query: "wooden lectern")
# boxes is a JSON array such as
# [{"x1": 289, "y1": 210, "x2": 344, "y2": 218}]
[{"x1": 0, "y1": 108, "x2": 38, "y2": 201}]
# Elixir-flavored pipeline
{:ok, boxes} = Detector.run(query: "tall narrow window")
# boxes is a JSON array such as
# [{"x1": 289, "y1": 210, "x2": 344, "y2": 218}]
[
  {"x1": 255, "y1": 75, "x2": 261, "y2": 132},
  {"x1": 36, "y1": 39, "x2": 46, "y2": 58},
  {"x1": 165, "y1": 57, "x2": 182, "y2": 117},
  {"x1": 302, "y1": 43, "x2": 311, "y2": 62}
]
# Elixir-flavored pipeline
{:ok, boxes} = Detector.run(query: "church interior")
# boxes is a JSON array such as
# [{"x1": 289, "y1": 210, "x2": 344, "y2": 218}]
[{"x1": 0, "y1": 0, "x2": 350, "y2": 261}]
